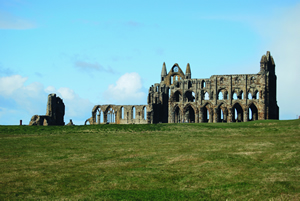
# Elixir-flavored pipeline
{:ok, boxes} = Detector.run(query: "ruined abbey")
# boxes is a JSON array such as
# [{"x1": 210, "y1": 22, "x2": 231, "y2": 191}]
[{"x1": 85, "y1": 51, "x2": 279, "y2": 125}]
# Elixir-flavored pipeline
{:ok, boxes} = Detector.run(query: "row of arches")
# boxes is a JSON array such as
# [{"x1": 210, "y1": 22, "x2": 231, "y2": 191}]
[
  {"x1": 120, "y1": 106, "x2": 147, "y2": 120},
  {"x1": 171, "y1": 103, "x2": 258, "y2": 123},
  {"x1": 87, "y1": 105, "x2": 147, "y2": 125},
  {"x1": 170, "y1": 90, "x2": 260, "y2": 102}
]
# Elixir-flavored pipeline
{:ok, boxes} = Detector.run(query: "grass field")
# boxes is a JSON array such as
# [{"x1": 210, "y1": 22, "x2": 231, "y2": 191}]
[{"x1": 0, "y1": 120, "x2": 299, "y2": 200}]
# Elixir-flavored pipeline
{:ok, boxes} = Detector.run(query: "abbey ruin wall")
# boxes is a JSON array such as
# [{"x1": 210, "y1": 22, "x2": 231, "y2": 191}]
[{"x1": 86, "y1": 51, "x2": 279, "y2": 125}]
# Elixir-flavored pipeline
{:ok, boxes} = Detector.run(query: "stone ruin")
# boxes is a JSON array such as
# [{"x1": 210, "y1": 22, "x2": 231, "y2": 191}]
[
  {"x1": 86, "y1": 51, "x2": 279, "y2": 124},
  {"x1": 29, "y1": 93, "x2": 65, "y2": 126}
]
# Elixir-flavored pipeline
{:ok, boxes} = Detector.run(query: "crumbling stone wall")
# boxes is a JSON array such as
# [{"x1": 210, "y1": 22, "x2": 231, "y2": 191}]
[
  {"x1": 29, "y1": 93, "x2": 65, "y2": 125},
  {"x1": 85, "y1": 104, "x2": 148, "y2": 125},
  {"x1": 87, "y1": 51, "x2": 279, "y2": 124},
  {"x1": 147, "y1": 51, "x2": 279, "y2": 124}
]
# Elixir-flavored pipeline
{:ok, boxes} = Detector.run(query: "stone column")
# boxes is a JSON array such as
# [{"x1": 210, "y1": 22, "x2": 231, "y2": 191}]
[
  {"x1": 209, "y1": 108, "x2": 213, "y2": 123},
  {"x1": 214, "y1": 108, "x2": 218, "y2": 123},
  {"x1": 224, "y1": 108, "x2": 228, "y2": 122},
  {"x1": 97, "y1": 114, "x2": 100, "y2": 124},
  {"x1": 104, "y1": 112, "x2": 107, "y2": 123},
  {"x1": 199, "y1": 107, "x2": 203, "y2": 123},
  {"x1": 244, "y1": 108, "x2": 248, "y2": 122},
  {"x1": 228, "y1": 107, "x2": 233, "y2": 123}
]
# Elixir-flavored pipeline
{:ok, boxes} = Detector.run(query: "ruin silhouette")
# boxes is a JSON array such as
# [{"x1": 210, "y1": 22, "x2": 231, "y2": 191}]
[{"x1": 85, "y1": 51, "x2": 279, "y2": 125}]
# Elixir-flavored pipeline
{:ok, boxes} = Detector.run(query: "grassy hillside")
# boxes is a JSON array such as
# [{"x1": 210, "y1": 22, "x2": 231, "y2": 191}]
[{"x1": 0, "y1": 120, "x2": 299, "y2": 200}]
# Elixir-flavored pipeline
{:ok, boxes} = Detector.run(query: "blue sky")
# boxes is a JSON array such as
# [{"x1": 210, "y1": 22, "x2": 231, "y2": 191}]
[{"x1": 0, "y1": 0, "x2": 300, "y2": 125}]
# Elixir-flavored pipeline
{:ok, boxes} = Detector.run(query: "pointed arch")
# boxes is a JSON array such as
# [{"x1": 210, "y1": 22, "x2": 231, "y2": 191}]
[
  {"x1": 174, "y1": 105, "x2": 181, "y2": 123},
  {"x1": 185, "y1": 90, "x2": 195, "y2": 102},
  {"x1": 217, "y1": 103, "x2": 227, "y2": 122},
  {"x1": 218, "y1": 90, "x2": 223, "y2": 100},
  {"x1": 184, "y1": 105, "x2": 195, "y2": 123},
  {"x1": 248, "y1": 103, "x2": 258, "y2": 121},
  {"x1": 204, "y1": 91, "x2": 209, "y2": 100},
  {"x1": 107, "y1": 107, "x2": 115, "y2": 123},
  {"x1": 232, "y1": 103, "x2": 243, "y2": 122},
  {"x1": 171, "y1": 90, "x2": 182, "y2": 102},
  {"x1": 202, "y1": 103, "x2": 212, "y2": 123}
]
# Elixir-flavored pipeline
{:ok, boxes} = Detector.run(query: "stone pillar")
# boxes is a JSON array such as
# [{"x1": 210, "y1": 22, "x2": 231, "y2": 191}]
[
  {"x1": 104, "y1": 113, "x2": 107, "y2": 123},
  {"x1": 224, "y1": 109, "x2": 228, "y2": 122},
  {"x1": 209, "y1": 108, "x2": 213, "y2": 123},
  {"x1": 199, "y1": 107, "x2": 203, "y2": 123},
  {"x1": 244, "y1": 108, "x2": 248, "y2": 122},
  {"x1": 214, "y1": 108, "x2": 218, "y2": 123},
  {"x1": 168, "y1": 102, "x2": 172, "y2": 123},
  {"x1": 97, "y1": 114, "x2": 100, "y2": 124},
  {"x1": 228, "y1": 107, "x2": 233, "y2": 123}
]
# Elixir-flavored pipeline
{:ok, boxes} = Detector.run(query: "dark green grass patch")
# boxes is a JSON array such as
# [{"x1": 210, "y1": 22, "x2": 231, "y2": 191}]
[{"x1": 0, "y1": 119, "x2": 299, "y2": 200}]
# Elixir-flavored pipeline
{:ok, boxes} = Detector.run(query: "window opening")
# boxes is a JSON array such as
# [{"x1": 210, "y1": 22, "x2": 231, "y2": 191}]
[
  {"x1": 204, "y1": 92, "x2": 209, "y2": 100},
  {"x1": 233, "y1": 93, "x2": 238, "y2": 100},
  {"x1": 132, "y1": 107, "x2": 136, "y2": 119},
  {"x1": 107, "y1": 108, "x2": 115, "y2": 123},
  {"x1": 202, "y1": 81, "x2": 206, "y2": 88},
  {"x1": 143, "y1": 107, "x2": 147, "y2": 120},
  {"x1": 121, "y1": 107, "x2": 124, "y2": 119},
  {"x1": 218, "y1": 91, "x2": 223, "y2": 100},
  {"x1": 192, "y1": 92, "x2": 196, "y2": 102},
  {"x1": 248, "y1": 93, "x2": 252, "y2": 100}
]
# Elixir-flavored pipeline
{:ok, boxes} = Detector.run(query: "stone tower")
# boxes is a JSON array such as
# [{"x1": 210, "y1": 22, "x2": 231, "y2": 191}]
[{"x1": 29, "y1": 93, "x2": 65, "y2": 126}]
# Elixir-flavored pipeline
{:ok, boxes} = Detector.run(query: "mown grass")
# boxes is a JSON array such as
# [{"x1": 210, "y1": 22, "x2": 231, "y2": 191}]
[{"x1": 0, "y1": 120, "x2": 299, "y2": 200}]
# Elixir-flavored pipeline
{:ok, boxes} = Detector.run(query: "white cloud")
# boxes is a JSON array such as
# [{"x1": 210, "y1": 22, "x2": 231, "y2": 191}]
[
  {"x1": 0, "y1": 11, "x2": 36, "y2": 30},
  {"x1": 254, "y1": 4, "x2": 300, "y2": 119},
  {"x1": 103, "y1": 72, "x2": 147, "y2": 105},
  {"x1": 45, "y1": 86, "x2": 94, "y2": 123},
  {"x1": 0, "y1": 74, "x2": 94, "y2": 125},
  {"x1": 0, "y1": 75, "x2": 46, "y2": 124},
  {"x1": 0, "y1": 75, "x2": 27, "y2": 96}
]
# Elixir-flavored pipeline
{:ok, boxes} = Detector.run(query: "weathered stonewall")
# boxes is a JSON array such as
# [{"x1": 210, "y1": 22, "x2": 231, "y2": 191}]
[
  {"x1": 86, "y1": 51, "x2": 279, "y2": 124},
  {"x1": 29, "y1": 93, "x2": 65, "y2": 126}
]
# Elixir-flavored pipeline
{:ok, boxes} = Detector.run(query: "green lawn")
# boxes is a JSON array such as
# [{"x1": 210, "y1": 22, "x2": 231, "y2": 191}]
[{"x1": 0, "y1": 120, "x2": 299, "y2": 200}]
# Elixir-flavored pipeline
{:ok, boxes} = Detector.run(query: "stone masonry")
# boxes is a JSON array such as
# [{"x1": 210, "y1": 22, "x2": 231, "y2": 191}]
[
  {"x1": 86, "y1": 51, "x2": 279, "y2": 124},
  {"x1": 29, "y1": 93, "x2": 65, "y2": 125}
]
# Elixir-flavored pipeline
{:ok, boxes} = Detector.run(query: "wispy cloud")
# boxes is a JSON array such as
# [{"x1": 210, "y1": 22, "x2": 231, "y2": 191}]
[
  {"x1": 125, "y1": 20, "x2": 142, "y2": 27},
  {"x1": 0, "y1": 64, "x2": 15, "y2": 75},
  {"x1": 74, "y1": 60, "x2": 118, "y2": 74},
  {"x1": 0, "y1": 11, "x2": 36, "y2": 30}
]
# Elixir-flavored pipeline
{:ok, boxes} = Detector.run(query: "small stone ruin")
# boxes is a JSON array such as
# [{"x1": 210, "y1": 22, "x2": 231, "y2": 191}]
[{"x1": 29, "y1": 93, "x2": 65, "y2": 126}]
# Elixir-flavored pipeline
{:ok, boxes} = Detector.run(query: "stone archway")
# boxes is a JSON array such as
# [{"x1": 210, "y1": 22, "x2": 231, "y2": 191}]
[
  {"x1": 232, "y1": 103, "x2": 243, "y2": 122},
  {"x1": 184, "y1": 105, "x2": 195, "y2": 123},
  {"x1": 173, "y1": 106, "x2": 181, "y2": 123},
  {"x1": 248, "y1": 103, "x2": 258, "y2": 121}
]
